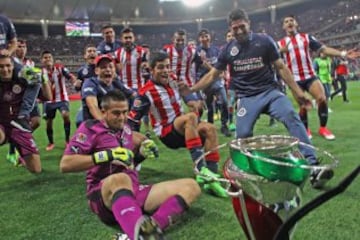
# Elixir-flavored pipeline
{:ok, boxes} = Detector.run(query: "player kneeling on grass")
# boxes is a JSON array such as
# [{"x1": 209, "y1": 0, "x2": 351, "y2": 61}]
[{"x1": 60, "y1": 90, "x2": 200, "y2": 240}]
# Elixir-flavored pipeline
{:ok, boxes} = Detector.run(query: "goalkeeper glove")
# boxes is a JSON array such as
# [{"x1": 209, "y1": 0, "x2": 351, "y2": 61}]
[
  {"x1": 19, "y1": 66, "x2": 42, "y2": 85},
  {"x1": 92, "y1": 147, "x2": 134, "y2": 167},
  {"x1": 139, "y1": 139, "x2": 159, "y2": 159}
]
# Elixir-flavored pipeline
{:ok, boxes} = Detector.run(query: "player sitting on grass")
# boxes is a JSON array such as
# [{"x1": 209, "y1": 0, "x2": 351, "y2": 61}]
[
  {"x1": 128, "y1": 51, "x2": 228, "y2": 198},
  {"x1": 60, "y1": 90, "x2": 200, "y2": 240}
]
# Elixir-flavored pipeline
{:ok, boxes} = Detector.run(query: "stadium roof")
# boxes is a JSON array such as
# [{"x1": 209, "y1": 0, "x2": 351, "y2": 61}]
[{"x1": 1, "y1": 0, "x2": 313, "y2": 25}]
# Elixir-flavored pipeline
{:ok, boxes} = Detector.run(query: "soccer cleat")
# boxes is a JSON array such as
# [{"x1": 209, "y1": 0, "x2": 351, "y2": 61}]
[
  {"x1": 213, "y1": 113, "x2": 220, "y2": 121},
  {"x1": 196, "y1": 167, "x2": 228, "y2": 198},
  {"x1": 134, "y1": 216, "x2": 165, "y2": 240},
  {"x1": 6, "y1": 151, "x2": 19, "y2": 165},
  {"x1": 221, "y1": 125, "x2": 231, "y2": 137},
  {"x1": 113, "y1": 233, "x2": 130, "y2": 240},
  {"x1": 318, "y1": 127, "x2": 335, "y2": 140},
  {"x1": 203, "y1": 182, "x2": 228, "y2": 198},
  {"x1": 10, "y1": 118, "x2": 32, "y2": 133},
  {"x1": 46, "y1": 143, "x2": 55, "y2": 151},
  {"x1": 306, "y1": 128, "x2": 312, "y2": 140},
  {"x1": 310, "y1": 168, "x2": 334, "y2": 189},
  {"x1": 229, "y1": 123, "x2": 236, "y2": 131}
]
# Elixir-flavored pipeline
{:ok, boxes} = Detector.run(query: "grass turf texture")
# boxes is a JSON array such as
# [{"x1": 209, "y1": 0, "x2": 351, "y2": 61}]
[{"x1": 0, "y1": 82, "x2": 359, "y2": 240}]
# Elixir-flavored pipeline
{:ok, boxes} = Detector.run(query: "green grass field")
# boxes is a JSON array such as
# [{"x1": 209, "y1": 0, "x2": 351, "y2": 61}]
[{"x1": 0, "y1": 82, "x2": 359, "y2": 240}]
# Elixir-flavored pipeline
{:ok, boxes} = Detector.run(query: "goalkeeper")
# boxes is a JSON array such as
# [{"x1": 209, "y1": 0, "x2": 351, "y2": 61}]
[{"x1": 60, "y1": 90, "x2": 200, "y2": 240}]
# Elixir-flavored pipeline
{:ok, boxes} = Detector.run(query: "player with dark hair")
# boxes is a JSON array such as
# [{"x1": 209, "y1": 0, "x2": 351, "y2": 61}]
[
  {"x1": 81, "y1": 54, "x2": 135, "y2": 122},
  {"x1": 180, "y1": 8, "x2": 333, "y2": 189},
  {"x1": 163, "y1": 29, "x2": 203, "y2": 114},
  {"x1": 96, "y1": 24, "x2": 121, "y2": 54},
  {"x1": 278, "y1": 15, "x2": 360, "y2": 140},
  {"x1": 60, "y1": 90, "x2": 200, "y2": 240},
  {"x1": 128, "y1": 51, "x2": 228, "y2": 197},
  {"x1": 0, "y1": 54, "x2": 42, "y2": 173},
  {"x1": 40, "y1": 50, "x2": 77, "y2": 150},
  {"x1": 194, "y1": 28, "x2": 230, "y2": 137},
  {"x1": 75, "y1": 44, "x2": 98, "y2": 127}
]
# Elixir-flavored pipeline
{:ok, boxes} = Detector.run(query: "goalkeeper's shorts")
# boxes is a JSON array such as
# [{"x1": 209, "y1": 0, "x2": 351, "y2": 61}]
[{"x1": 87, "y1": 170, "x2": 152, "y2": 225}]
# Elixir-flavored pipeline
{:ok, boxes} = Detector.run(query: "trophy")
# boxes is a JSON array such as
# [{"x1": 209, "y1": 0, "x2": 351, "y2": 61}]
[{"x1": 193, "y1": 135, "x2": 358, "y2": 240}]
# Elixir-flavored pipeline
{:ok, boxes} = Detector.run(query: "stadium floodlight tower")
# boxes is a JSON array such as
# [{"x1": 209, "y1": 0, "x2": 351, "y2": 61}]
[{"x1": 182, "y1": 0, "x2": 210, "y2": 7}]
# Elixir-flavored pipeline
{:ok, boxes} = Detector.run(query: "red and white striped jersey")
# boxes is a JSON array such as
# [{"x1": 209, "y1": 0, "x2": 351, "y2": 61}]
[
  {"x1": 128, "y1": 79, "x2": 184, "y2": 137},
  {"x1": 115, "y1": 46, "x2": 148, "y2": 90},
  {"x1": 42, "y1": 64, "x2": 73, "y2": 102},
  {"x1": 13, "y1": 57, "x2": 35, "y2": 67},
  {"x1": 163, "y1": 44, "x2": 198, "y2": 87},
  {"x1": 278, "y1": 33, "x2": 323, "y2": 82}
]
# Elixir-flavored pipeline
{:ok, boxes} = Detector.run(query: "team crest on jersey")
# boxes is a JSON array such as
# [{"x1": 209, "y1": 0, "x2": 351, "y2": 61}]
[
  {"x1": 76, "y1": 133, "x2": 87, "y2": 143},
  {"x1": 230, "y1": 46, "x2": 239, "y2": 56},
  {"x1": 12, "y1": 84, "x2": 22, "y2": 94},
  {"x1": 123, "y1": 125, "x2": 131, "y2": 135},
  {"x1": 82, "y1": 68, "x2": 88, "y2": 75},
  {"x1": 133, "y1": 99, "x2": 142, "y2": 107},
  {"x1": 237, "y1": 107, "x2": 247, "y2": 117}
]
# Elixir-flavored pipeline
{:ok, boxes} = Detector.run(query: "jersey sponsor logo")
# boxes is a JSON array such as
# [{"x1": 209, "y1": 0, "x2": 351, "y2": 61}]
[
  {"x1": 83, "y1": 87, "x2": 94, "y2": 93},
  {"x1": 237, "y1": 107, "x2": 247, "y2": 117},
  {"x1": 230, "y1": 46, "x2": 239, "y2": 56},
  {"x1": 76, "y1": 132, "x2": 87, "y2": 143},
  {"x1": 12, "y1": 84, "x2": 22, "y2": 94},
  {"x1": 105, "y1": 45, "x2": 111, "y2": 51}
]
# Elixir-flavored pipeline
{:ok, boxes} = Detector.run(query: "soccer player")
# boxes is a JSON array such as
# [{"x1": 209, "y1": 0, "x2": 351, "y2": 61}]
[
  {"x1": 96, "y1": 24, "x2": 121, "y2": 54},
  {"x1": 0, "y1": 14, "x2": 17, "y2": 57},
  {"x1": 180, "y1": 9, "x2": 333, "y2": 189},
  {"x1": 163, "y1": 29, "x2": 203, "y2": 114},
  {"x1": 313, "y1": 52, "x2": 333, "y2": 110},
  {"x1": 41, "y1": 50, "x2": 77, "y2": 150},
  {"x1": 278, "y1": 15, "x2": 360, "y2": 140},
  {"x1": 330, "y1": 56, "x2": 350, "y2": 102},
  {"x1": 6, "y1": 39, "x2": 52, "y2": 165},
  {"x1": 81, "y1": 54, "x2": 135, "y2": 121},
  {"x1": 128, "y1": 51, "x2": 228, "y2": 197},
  {"x1": 75, "y1": 44, "x2": 98, "y2": 127},
  {"x1": 195, "y1": 29, "x2": 231, "y2": 137},
  {"x1": 14, "y1": 39, "x2": 35, "y2": 67},
  {"x1": 114, "y1": 27, "x2": 148, "y2": 91},
  {"x1": 0, "y1": 54, "x2": 42, "y2": 173},
  {"x1": 60, "y1": 90, "x2": 200, "y2": 240},
  {"x1": 223, "y1": 29, "x2": 236, "y2": 131}
]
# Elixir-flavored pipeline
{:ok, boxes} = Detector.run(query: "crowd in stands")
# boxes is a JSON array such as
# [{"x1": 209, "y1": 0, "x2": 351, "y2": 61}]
[{"x1": 18, "y1": 0, "x2": 359, "y2": 80}]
